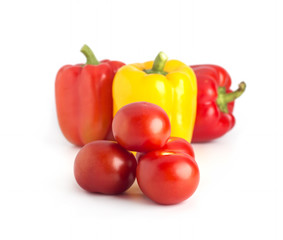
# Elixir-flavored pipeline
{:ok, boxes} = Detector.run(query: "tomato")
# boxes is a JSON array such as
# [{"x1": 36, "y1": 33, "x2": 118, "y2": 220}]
[
  {"x1": 112, "y1": 102, "x2": 171, "y2": 152},
  {"x1": 74, "y1": 140, "x2": 137, "y2": 194},
  {"x1": 137, "y1": 150, "x2": 200, "y2": 205},
  {"x1": 136, "y1": 136, "x2": 195, "y2": 161}
]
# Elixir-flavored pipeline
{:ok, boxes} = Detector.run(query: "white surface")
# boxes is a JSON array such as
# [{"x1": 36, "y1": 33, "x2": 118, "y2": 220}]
[{"x1": 0, "y1": 0, "x2": 282, "y2": 239}]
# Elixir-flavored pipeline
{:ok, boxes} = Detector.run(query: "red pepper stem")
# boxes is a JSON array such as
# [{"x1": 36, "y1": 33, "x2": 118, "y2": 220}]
[
  {"x1": 144, "y1": 52, "x2": 168, "y2": 75},
  {"x1": 216, "y1": 82, "x2": 246, "y2": 113},
  {"x1": 80, "y1": 44, "x2": 100, "y2": 65}
]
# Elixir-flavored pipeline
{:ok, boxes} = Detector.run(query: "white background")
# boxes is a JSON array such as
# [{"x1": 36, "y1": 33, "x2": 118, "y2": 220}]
[{"x1": 0, "y1": 0, "x2": 282, "y2": 239}]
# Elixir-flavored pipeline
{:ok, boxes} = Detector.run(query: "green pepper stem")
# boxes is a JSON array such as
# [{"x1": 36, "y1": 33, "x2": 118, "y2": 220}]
[
  {"x1": 144, "y1": 52, "x2": 168, "y2": 75},
  {"x1": 216, "y1": 82, "x2": 246, "y2": 113},
  {"x1": 80, "y1": 44, "x2": 100, "y2": 65},
  {"x1": 152, "y1": 52, "x2": 168, "y2": 72}
]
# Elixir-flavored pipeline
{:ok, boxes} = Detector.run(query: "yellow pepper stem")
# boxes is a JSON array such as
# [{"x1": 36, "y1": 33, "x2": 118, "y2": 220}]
[{"x1": 144, "y1": 52, "x2": 168, "y2": 75}]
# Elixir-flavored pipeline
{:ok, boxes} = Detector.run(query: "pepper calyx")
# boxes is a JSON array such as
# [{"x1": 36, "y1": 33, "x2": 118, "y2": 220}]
[
  {"x1": 216, "y1": 82, "x2": 246, "y2": 113},
  {"x1": 80, "y1": 44, "x2": 100, "y2": 66},
  {"x1": 144, "y1": 52, "x2": 168, "y2": 76}
]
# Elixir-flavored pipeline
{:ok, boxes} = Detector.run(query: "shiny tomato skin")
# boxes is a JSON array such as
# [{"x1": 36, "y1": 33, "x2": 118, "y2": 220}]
[
  {"x1": 112, "y1": 102, "x2": 171, "y2": 152},
  {"x1": 164, "y1": 137, "x2": 195, "y2": 158},
  {"x1": 137, "y1": 151, "x2": 200, "y2": 205},
  {"x1": 136, "y1": 136, "x2": 195, "y2": 161},
  {"x1": 74, "y1": 140, "x2": 137, "y2": 194}
]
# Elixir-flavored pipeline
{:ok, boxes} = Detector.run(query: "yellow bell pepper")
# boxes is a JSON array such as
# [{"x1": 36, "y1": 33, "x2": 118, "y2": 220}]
[{"x1": 112, "y1": 52, "x2": 197, "y2": 142}]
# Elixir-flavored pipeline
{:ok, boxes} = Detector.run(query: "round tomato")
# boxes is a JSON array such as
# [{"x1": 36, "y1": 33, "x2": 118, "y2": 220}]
[
  {"x1": 137, "y1": 150, "x2": 200, "y2": 205},
  {"x1": 74, "y1": 140, "x2": 137, "y2": 194},
  {"x1": 112, "y1": 102, "x2": 171, "y2": 152}
]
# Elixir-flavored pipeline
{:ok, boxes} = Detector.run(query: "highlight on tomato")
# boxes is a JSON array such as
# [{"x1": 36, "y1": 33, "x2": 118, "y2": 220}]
[{"x1": 136, "y1": 136, "x2": 195, "y2": 161}]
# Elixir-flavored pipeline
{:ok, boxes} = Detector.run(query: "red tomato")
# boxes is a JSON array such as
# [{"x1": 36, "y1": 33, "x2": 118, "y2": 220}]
[
  {"x1": 137, "y1": 150, "x2": 200, "y2": 205},
  {"x1": 136, "y1": 136, "x2": 195, "y2": 161},
  {"x1": 112, "y1": 102, "x2": 171, "y2": 152},
  {"x1": 74, "y1": 140, "x2": 137, "y2": 194}
]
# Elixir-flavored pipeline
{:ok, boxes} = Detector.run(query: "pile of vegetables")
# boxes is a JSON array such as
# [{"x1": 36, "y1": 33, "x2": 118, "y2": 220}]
[{"x1": 55, "y1": 44, "x2": 246, "y2": 205}]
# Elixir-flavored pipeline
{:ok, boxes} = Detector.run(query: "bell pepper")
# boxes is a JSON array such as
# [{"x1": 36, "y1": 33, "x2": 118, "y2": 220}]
[
  {"x1": 191, "y1": 65, "x2": 246, "y2": 142},
  {"x1": 112, "y1": 52, "x2": 197, "y2": 143},
  {"x1": 55, "y1": 45, "x2": 124, "y2": 146}
]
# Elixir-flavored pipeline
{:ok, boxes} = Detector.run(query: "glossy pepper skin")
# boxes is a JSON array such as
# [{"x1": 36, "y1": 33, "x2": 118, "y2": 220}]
[
  {"x1": 191, "y1": 65, "x2": 246, "y2": 142},
  {"x1": 55, "y1": 45, "x2": 124, "y2": 146},
  {"x1": 112, "y1": 52, "x2": 197, "y2": 143}
]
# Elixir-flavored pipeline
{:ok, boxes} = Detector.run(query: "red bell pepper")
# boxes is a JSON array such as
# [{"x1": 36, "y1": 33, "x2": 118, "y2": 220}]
[
  {"x1": 55, "y1": 45, "x2": 124, "y2": 146},
  {"x1": 191, "y1": 65, "x2": 246, "y2": 142}
]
